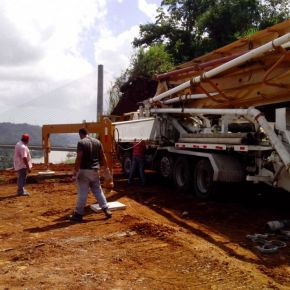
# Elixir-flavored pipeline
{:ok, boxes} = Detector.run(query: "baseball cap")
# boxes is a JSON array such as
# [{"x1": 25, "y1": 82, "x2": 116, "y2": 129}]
[{"x1": 21, "y1": 133, "x2": 30, "y2": 142}]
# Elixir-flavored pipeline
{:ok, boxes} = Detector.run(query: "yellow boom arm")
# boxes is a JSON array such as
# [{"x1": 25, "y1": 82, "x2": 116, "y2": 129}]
[{"x1": 42, "y1": 118, "x2": 115, "y2": 175}]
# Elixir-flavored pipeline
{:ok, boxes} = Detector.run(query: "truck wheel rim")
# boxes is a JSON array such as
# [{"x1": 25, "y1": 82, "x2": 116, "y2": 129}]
[
  {"x1": 160, "y1": 157, "x2": 171, "y2": 178},
  {"x1": 197, "y1": 169, "x2": 211, "y2": 193}
]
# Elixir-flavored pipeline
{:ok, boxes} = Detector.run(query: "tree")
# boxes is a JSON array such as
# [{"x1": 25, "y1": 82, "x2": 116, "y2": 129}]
[
  {"x1": 107, "y1": 44, "x2": 173, "y2": 114},
  {"x1": 0, "y1": 149, "x2": 13, "y2": 169},
  {"x1": 196, "y1": 0, "x2": 261, "y2": 50},
  {"x1": 129, "y1": 44, "x2": 174, "y2": 79},
  {"x1": 107, "y1": 70, "x2": 129, "y2": 114},
  {"x1": 133, "y1": 0, "x2": 213, "y2": 63},
  {"x1": 258, "y1": 0, "x2": 290, "y2": 29},
  {"x1": 133, "y1": 0, "x2": 290, "y2": 63}
]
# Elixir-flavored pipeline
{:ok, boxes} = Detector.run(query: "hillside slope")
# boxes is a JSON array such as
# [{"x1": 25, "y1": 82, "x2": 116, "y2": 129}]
[{"x1": 0, "y1": 122, "x2": 78, "y2": 146}]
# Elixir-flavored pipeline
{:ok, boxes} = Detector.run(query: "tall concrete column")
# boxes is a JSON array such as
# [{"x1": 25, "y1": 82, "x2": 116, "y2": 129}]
[{"x1": 97, "y1": 64, "x2": 103, "y2": 121}]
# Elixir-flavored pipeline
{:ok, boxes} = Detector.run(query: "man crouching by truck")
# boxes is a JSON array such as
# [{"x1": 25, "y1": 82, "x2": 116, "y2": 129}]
[{"x1": 69, "y1": 128, "x2": 112, "y2": 222}]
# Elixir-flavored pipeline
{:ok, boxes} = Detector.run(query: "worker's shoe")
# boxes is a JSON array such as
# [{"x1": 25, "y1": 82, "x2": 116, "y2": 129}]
[
  {"x1": 18, "y1": 191, "x2": 30, "y2": 196},
  {"x1": 102, "y1": 207, "x2": 112, "y2": 219},
  {"x1": 69, "y1": 212, "x2": 83, "y2": 222}
]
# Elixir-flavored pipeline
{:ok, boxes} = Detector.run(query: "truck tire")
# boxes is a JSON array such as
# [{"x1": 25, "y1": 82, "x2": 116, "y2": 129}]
[
  {"x1": 194, "y1": 159, "x2": 214, "y2": 199},
  {"x1": 122, "y1": 154, "x2": 132, "y2": 177},
  {"x1": 173, "y1": 156, "x2": 192, "y2": 192},
  {"x1": 159, "y1": 153, "x2": 174, "y2": 180}
]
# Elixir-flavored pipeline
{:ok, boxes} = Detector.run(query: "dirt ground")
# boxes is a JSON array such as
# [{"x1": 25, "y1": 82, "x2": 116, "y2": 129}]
[{"x1": 1, "y1": 163, "x2": 290, "y2": 290}]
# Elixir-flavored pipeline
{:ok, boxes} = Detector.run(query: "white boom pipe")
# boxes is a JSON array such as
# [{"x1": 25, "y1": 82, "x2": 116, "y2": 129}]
[
  {"x1": 150, "y1": 107, "x2": 290, "y2": 170},
  {"x1": 150, "y1": 108, "x2": 248, "y2": 115},
  {"x1": 149, "y1": 32, "x2": 290, "y2": 104},
  {"x1": 163, "y1": 93, "x2": 218, "y2": 105}
]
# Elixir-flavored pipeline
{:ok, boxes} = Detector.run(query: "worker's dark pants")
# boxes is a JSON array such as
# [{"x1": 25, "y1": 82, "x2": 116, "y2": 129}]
[
  {"x1": 17, "y1": 168, "x2": 28, "y2": 195},
  {"x1": 128, "y1": 156, "x2": 145, "y2": 185}
]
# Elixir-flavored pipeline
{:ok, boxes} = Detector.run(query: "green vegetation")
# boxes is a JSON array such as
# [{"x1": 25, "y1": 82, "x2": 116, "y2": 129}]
[
  {"x1": 0, "y1": 149, "x2": 13, "y2": 169},
  {"x1": 133, "y1": 0, "x2": 290, "y2": 63},
  {"x1": 129, "y1": 44, "x2": 174, "y2": 79},
  {"x1": 107, "y1": 44, "x2": 174, "y2": 114},
  {"x1": 64, "y1": 158, "x2": 76, "y2": 164},
  {"x1": 107, "y1": 70, "x2": 129, "y2": 115},
  {"x1": 108, "y1": 0, "x2": 289, "y2": 113}
]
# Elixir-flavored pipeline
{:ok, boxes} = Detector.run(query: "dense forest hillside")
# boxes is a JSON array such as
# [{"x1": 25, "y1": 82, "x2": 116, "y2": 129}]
[{"x1": 0, "y1": 123, "x2": 78, "y2": 146}]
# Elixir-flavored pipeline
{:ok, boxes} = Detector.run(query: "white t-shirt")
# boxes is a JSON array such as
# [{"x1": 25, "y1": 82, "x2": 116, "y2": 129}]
[{"x1": 13, "y1": 141, "x2": 32, "y2": 171}]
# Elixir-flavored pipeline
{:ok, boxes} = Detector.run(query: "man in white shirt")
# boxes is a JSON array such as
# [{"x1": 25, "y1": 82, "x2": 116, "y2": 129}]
[{"x1": 13, "y1": 134, "x2": 32, "y2": 196}]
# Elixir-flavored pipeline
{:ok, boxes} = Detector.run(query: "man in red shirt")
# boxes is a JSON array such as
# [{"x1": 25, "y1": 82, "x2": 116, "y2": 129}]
[{"x1": 128, "y1": 139, "x2": 146, "y2": 186}]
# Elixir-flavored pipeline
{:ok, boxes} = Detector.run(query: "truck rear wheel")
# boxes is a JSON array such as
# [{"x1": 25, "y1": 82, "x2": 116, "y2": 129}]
[
  {"x1": 122, "y1": 154, "x2": 132, "y2": 177},
  {"x1": 194, "y1": 159, "x2": 214, "y2": 199},
  {"x1": 173, "y1": 156, "x2": 192, "y2": 192},
  {"x1": 159, "y1": 153, "x2": 174, "y2": 180}
]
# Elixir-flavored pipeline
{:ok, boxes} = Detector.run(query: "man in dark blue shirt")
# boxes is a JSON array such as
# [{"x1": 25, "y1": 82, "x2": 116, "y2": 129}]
[{"x1": 69, "y1": 128, "x2": 112, "y2": 222}]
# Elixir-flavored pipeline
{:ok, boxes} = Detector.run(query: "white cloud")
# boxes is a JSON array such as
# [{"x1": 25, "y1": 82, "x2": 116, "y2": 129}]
[
  {"x1": 94, "y1": 25, "x2": 140, "y2": 106},
  {"x1": 0, "y1": 0, "x2": 160, "y2": 125},
  {"x1": 0, "y1": 0, "x2": 107, "y2": 124},
  {"x1": 138, "y1": 0, "x2": 158, "y2": 21},
  {"x1": 1, "y1": 0, "x2": 106, "y2": 78}
]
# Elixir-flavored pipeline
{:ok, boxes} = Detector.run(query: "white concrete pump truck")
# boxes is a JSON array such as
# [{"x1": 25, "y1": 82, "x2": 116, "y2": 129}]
[{"x1": 113, "y1": 20, "x2": 290, "y2": 198}]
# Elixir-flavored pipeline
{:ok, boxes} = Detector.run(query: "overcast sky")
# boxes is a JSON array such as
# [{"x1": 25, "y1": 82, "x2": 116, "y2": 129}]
[{"x1": 0, "y1": 0, "x2": 161, "y2": 125}]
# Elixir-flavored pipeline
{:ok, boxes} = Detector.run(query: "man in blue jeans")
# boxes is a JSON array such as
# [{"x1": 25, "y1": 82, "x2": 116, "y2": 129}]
[
  {"x1": 69, "y1": 128, "x2": 112, "y2": 222},
  {"x1": 128, "y1": 139, "x2": 146, "y2": 186},
  {"x1": 13, "y1": 134, "x2": 32, "y2": 196}
]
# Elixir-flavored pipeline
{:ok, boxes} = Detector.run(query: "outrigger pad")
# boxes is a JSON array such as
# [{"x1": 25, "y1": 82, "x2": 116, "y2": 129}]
[
  {"x1": 90, "y1": 201, "x2": 126, "y2": 213},
  {"x1": 38, "y1": 171, "x2": 56, "y2": 175}
]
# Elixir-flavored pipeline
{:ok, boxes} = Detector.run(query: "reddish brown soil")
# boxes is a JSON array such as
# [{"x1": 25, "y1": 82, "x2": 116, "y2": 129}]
[{"x1": 1, "y1": 163, "x2": 290, "y2": 289}]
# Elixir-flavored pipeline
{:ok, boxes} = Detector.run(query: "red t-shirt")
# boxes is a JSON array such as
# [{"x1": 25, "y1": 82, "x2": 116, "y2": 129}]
[{"x1": 132, "y1": 141, "x2": 146, "y2": 157}]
